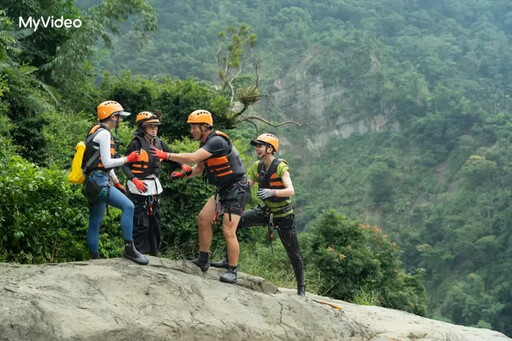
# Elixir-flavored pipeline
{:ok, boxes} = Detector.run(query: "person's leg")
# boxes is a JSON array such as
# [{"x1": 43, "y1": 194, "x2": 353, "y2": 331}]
[
  {"x1": 108, "y1": 186, "x2": 134, "y2": 240},
  {"x1": 190, "y1": 196, "x2": 216, "y2": 271},
  {"x1": 85, "y1": 171, "x2": 108, "y2": 259},
  {"x1": 109, "y1": 186, "x2": 148, "y2": 265},
  {"x1": 276, "y1": 215, "x2": 305, "y2": 296},
  {"x1": 197, "y1": 196, "x2": 216, "y2": 251},
  {"x1": 219, "y1": 181, "x2": 251, "y2": 284},
  {"x1": 129, "y1": 194, "x2": 150, "y2": 254},
  {"x1": 210, "y1": 207, "x2": 268, "y2": 268},
  {"x1": 87, "y1": 201, "x2": 106, "y2": 258},
  {"x1": 223, "y1": 214, "x2": 242, "y2": 267},
  {"x1": 148, "y1": 199, "x2": 161, "y2": 256}
]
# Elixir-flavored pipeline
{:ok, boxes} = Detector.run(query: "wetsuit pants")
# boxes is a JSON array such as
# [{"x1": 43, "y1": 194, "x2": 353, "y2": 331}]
[
  {"x1": 128, "y1": 193, "x2": 161, "y2": 256},
  {"x1": 239, "y1": 207, "x2": 304, "y2": 288}
]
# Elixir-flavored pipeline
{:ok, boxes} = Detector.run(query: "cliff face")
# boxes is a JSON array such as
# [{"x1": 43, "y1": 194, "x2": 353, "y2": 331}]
[
  {"x1": 265, "y1": 68, "x2": 399, "y2": 162},
  {"x1": 0, "y1": 257, "x2": 509, "y2": 341}
]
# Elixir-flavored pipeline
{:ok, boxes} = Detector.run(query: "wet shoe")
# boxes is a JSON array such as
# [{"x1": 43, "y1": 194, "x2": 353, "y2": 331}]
[
  {"x1": 123, "y1": 240, "x2": 149, "y2": 265},
  {"x1": 90, "y1": 252, "x2": 100, "y2": 260},
  {"x1": 219, "y1": 266, "x2": 237, "y2": 284},
  {"x1": 210, "y1": 257, "x2": 229, "y2": 269},
  {"x1": 190, "y1": 251, "x2": 210, "y2": 272}
]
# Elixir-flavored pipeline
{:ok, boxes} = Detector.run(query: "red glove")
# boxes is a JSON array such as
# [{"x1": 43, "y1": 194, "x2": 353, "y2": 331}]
[
  {"x1": 181, "y1": 164, "x2": 193, "y2": 175},
  {"x1": 114, "y1": 182, "x2": 126, "y2": 195},
  {"x1": 170, "y1": 170, "x2": 186, "y2": 181},
  {"x1": 126, "y1": 151, "x2": 140, "y2": 163},
  {"x1": 151, "y1": 146, "x2": 168, "y2": 160},
  {"x1": 132, "y1": 178, "x2": 147, "y2": 193}
]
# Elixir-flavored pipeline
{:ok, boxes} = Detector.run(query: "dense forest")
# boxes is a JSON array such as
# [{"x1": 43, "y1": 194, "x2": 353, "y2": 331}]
[{"x1": 2, "y1": 0, "x2": 512, "y2": 336}]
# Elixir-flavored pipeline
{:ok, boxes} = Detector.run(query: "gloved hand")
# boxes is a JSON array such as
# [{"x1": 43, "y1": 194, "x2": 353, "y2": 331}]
[
  {"x1": 132, "y1": 178, "x2": 147, "y2": 193},
  {"x1": 126, "y1": 151, "x2": 140, "y2": 163},
  {"x1": 114, "y1": 182, "x2": 127, "y2": 195},
  {"x1": 257, "y1": 189, "x2": 276, "y2": 200},
  {"x1": 151, "y1": 145, "x2": 168, "y2": 160},
  {"x1": 181, "y1": 164, "x2": 193, "y2": 176},
  {"x1": 170, "y1": 170, "x2": 186, "y2": 181}
]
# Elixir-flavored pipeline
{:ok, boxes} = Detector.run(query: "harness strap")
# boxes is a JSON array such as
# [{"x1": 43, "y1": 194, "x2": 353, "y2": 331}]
[
  {"x1": 268, "y1": 203, "x2": 294, "y2": 216},
  {"x1": 268, "y1": 213, "x2": 274, "y2": 252}
]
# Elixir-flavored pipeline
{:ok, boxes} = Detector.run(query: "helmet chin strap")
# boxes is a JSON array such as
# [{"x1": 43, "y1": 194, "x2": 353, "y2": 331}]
[{"x1": 257, "y1": 145, "x2": 273, "y2": 160}]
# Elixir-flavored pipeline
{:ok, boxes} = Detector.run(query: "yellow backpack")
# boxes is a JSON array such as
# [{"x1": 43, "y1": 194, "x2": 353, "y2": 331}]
[
  {"x1": 68, "y1": 127, "x2": 103, "y2": 185},
  {"x1": 68, "y1": 142, "x2": 87, "y2": 184}
]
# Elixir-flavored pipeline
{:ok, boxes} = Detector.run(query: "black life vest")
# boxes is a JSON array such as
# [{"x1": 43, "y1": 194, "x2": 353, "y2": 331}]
[
  {"x1": 128, "y1": 135, "x2": 163, "y2": 179},
  {"x1": 202, "y1": 131, "x2": 246, "y2": 188},
  {"x1": 83, "y1": 124, "x2": 116, "y2": 174},
  {"x1": 257, "y1": 158, "x2": 289, "y2": 203}
]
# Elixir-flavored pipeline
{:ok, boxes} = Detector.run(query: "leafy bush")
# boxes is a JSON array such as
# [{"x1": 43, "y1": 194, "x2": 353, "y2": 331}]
[
  {"x1": 301, "y1": 209, "x2": 427, "y2": 315},
  {"x1": 0, "y1": 138, "x2": 89, "y2": 263}
]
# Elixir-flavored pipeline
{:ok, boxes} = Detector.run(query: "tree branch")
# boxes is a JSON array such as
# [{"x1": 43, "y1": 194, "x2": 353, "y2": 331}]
[{"x1": 241, "y1": 115, "x2": 312, "y2": 127}]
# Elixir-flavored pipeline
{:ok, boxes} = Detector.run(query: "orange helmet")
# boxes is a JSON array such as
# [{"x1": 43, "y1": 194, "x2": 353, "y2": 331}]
[
  {"x1": 187, "y1": 109, "x2": 213, "y2": 126},
  {"x1": 136, "y1": 111, "x2": 161, "y2": 126},
  {"x1": 251, "y1": 133, "x2": 279, "y2": 152},
  {"x1": 97, "y1": 100, "x2": 130, "y2": 121}
]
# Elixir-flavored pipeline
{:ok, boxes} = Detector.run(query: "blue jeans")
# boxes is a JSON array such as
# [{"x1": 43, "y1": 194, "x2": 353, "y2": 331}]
[{"x1": 86, "y1": 170, "x2": 134, "y2": 253}]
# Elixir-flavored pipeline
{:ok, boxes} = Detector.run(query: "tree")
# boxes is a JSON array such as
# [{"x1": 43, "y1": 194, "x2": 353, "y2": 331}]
[{"x1": 301, "y1": 210, "x2": 427, "y2": 315}]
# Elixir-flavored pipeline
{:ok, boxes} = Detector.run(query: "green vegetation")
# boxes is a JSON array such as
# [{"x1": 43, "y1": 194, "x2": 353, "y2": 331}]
[{"x1": 3, "y1": 0, "x2": 512, "y2": 336}]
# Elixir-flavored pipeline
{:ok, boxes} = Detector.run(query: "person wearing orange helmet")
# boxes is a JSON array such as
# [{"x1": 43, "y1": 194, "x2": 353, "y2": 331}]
[
  {"x1": 151, "y1": 109, "x2": 250, "y2": 284},
  {"x1": 122, "y1": 111, "x2": 192, "y2": 256},
  {"x1": 82, "y1": 100, "x2": 148, "y2": 265},
  {"x1": 210, "y1": 133, "x2": 305, "y2": 296}
]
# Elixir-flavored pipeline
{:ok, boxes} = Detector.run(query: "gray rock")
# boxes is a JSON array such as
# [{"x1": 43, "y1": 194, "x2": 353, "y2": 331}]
[{"x1": 0, "y1": 258, "x2": 509, "y2": 341}]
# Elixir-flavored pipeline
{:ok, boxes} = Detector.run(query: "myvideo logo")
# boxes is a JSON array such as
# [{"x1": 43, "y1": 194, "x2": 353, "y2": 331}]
[{"x1": 19, "y1": 16, "x2": 82, "y2": 32}]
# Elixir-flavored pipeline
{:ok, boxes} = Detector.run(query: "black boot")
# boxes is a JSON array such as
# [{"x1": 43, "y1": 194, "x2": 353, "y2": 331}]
[
  {"x1": 190, "y1": 251, "x2": 210, "y2": 272},
  {"x1": 123, "y1": 240, "x2": 149, "y2": 265},
  {"x1": 90, "y1": 252, "x2": 100, "y2": 259},
  {"x1": 219, "y1": 266, "x2": 237, "y2": 284},
  {"x1": 210, "y1": 253, "x2": 229, "y2": 269},
  {"x1": 298, "y1": 284, "x2": 306, "y2": 296}
]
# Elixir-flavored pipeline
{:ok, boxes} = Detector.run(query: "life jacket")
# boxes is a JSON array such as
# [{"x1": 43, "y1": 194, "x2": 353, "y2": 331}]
[
  {"x1": 83, "y1": 124, "x2": 116, "y2": 174},
  {"x1": 202, "y1": 131, "x2": 246, "y2": 188},
  {"x1": 127, "y1": 134, "x2": 163, "y2": 179},
  {"x1": 257, "y1": 158, "x2": 293, "y2": 215}
]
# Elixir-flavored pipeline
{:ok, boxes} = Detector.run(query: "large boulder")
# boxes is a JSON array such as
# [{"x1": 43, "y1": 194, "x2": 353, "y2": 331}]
[{"x1": 0, "y1": 257, "x2": 509, "y2": 341}]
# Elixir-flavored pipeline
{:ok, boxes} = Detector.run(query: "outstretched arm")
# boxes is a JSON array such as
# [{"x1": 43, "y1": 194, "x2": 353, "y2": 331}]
[{"x1": 152, "y1": 146, "x2": 212, "y2": 164}]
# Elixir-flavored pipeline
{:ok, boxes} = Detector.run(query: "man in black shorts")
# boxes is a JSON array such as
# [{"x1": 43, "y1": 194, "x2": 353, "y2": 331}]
[{"x1": 151, "y1": 109, "x2": 250, "y2": 284}]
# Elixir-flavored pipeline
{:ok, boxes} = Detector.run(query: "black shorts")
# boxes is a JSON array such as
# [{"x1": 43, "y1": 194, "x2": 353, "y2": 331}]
[{"x1": 218, "y1": 177, "x2": 251, "y2": 216}]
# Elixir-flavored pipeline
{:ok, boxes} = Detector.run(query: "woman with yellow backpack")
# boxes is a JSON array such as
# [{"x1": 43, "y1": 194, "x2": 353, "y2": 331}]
[{"x1": 81, "y1": 100, "x2": 148, "y2": 265}]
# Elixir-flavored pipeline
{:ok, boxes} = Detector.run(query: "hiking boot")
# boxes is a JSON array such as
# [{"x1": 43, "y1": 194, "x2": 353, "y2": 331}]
[
  {"x1": 219, "y1": 266, "x2": 237, "y2": 284},
  {"x1": 190, "y1": 251, "x2": 210, "y2": 272},
  {"x1": 298, "y1": 285, "x2": 306, "y2": 296},
  {"x1": 123, "y1": 240, "x2": 149, "y2": 265},
  {"x1": 90, "y1": 252, "x2": 100, "y2": 260},
  {"x1": 210, "y1": 255, "x2": 229, "y2": 269}
]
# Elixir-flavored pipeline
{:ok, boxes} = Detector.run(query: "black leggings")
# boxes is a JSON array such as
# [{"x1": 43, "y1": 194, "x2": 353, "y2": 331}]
[{"x1": 239, "y1": 207, "x2": 304, "y2": 287}]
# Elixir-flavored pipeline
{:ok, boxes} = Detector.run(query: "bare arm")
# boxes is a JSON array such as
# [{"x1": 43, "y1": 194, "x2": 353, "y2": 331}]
[
  {"x1": 186, "y1": 162, "x2": 205, "y2": 179},
  {"x1": 275, "y1": 171, "x2": 294, "y2": 198},
  {"x1": 168, "y1": 148, "x2": 212, "y2": 164}
]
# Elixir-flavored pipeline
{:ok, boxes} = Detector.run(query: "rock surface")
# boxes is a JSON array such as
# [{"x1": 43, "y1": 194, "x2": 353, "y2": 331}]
[{"x1": 0, "y1": 257, "x2": 510, "y2": 341}]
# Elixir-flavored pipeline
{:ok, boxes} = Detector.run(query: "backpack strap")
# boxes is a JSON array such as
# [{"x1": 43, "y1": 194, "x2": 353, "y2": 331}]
[{"x1": 83, "y1": 128, "x2": 104, "y2": 170}]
